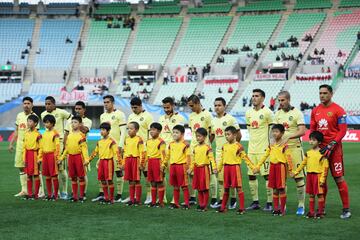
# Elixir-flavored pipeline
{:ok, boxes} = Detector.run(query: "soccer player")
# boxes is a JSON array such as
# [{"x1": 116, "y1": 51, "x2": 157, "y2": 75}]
[
  {"x1": 9, "y1": 97, "x2": 43, "y2": 197},
  {"x1": 39, "y1": 115, "x2": 60, "y2": 201},
  {"x1": 255, "y1": 124, "x2": 293, "y2": 216},
  {"x1": 291, "y1": 131, "x2": 329, "y2": 219},
  {"x1": 146, "y1": 122, "x2": 166, "y2": 207},
  {"x1": 159, "y1": 97, "x2": 185, "y2": 204},
  {"x1": 167, "y1": 125, "x2": 191, "y2": 209},
  {"x1": 210, "y1": 97, "x2": 241, "y2": 209},
  {"x1": 93, "y1": 95, "x2": 126, "y2": 203},
  {"x1": 245, "y1": 89, "x2": 274, "y2": 211},
  {"x1": 41, "y1": 96, "x2": 72, "y2": 200},
  {"x1": 123, "y1": 121, "x2": 145, "y2": 206},
  {"x1": 188, "y1": 128, "x2": 217, "y2": 211},
  {"x1": 89, "y1": 122, "x2": 121, "y2": 204},
  {"x1": 187, "y1": 94, "x2": 212, "y2": 205},
  {"x1": 60, "y1": 116, "x2": 90, "y2": 203},
  {"x1": 64, "y1": 101, "x2": 92, "y2": 199},
  {"x1": 127, "y1": 97, "x2": 153, "y2": 204},
  {"x1": 22, "y1": 114, "x2": 42, "y2": 200},
  {"x1": 310, "y1": 84, "x2": 351, "y2": 219},
  {"x1": 217, "y1": 126, "x2": 255, "y2": 214},
  {"x1": 274, "y1": 91, "x2": 306, "y2": 215}
]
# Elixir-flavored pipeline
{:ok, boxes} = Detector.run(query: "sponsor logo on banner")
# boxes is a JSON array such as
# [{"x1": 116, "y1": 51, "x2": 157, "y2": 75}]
[
  {"x1": 301, "y1": 130, "x2": 360, "y2": 142},
  {"x1": 255, "y1": 73, "x2": 286, "y2": 81}
]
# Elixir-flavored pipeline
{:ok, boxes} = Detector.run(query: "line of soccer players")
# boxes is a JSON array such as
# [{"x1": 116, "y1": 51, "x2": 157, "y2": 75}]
[{"x1": 10, "y1": 84, "x2": 351, "y2": 219}]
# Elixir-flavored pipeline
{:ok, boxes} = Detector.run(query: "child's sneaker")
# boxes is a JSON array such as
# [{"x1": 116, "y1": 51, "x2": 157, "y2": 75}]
[
  {"x1": 79, "y1": 198, "x2": 85, "y2": 203},
  {"x1": 189, "y1": 197, "x2": 197, "y2": 205},
  {"x1": 182, "y1": 205, "x2": 190, "y2": 210},
  {"x1": 126, "y1": 201, "x2": 134, "y2": 206},
  {"x1": 108, "y1": 199, "x2": 114, "y2": 205},
  {"x1": 237, "y1": 209, "x2": 246, "y2": 215},
  {"x1": 316, "y1": 212, "x2": 325, "y2": 219},
  {"x1": 148, "y1": 203, "x2": 157, "y2": 208},
  {"x1": 340, "y1": 209, "x2": 351, "y2": 219},
  {"x1": 228, "y1": 198, "x2": 237, "y2": 210},
  {"x1": 216, "y1": 208, "x2": 227, "y2": 213},
  {"x1": 134, "y1": 201, "x2": 140, "y2": 206},
  {"x1": 169, "y1": 203, "x2": 180, "y2": 209},
  {"x1": 272, "y1": 210, "x2": 280, "y2": 216},
  {"x1": 196, "y1": 205, "x2": 202, "y2": 211},
  {"x1": 305, "y1": 212, "x2": 316, "y2": 219}
]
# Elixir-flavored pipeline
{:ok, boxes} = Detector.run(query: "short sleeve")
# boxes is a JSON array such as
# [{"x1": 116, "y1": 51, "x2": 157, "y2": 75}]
[
  {"x1": 230, "y1": 116, "x2": 240, "y2": 129},
  {"x1": 296, "y1": 109, "x2": 305, "y2": 126}
]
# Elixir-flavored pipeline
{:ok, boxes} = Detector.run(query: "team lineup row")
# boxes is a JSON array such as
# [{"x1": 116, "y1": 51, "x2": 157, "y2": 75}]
[{"x1": 9, "y1": 84, "x2": 351, "y2": 219}]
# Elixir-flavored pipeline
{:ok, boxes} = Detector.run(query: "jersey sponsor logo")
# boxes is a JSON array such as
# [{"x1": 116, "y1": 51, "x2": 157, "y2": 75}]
[
  {"x1": 251, "y1": 120, "x2": 259, "y2": 128},
  {"x1": 215, "y1": 128, "x2": 223, "y2": 136},
  {"x1": 318, "y1": 118, "x2": 328, "y2": 129},
  {"x1": 19, "y1": 123, "x2": 27, "y2": 129},
  {"x1": 193, "y1": 123, "x2": 200, "y2": 130}
]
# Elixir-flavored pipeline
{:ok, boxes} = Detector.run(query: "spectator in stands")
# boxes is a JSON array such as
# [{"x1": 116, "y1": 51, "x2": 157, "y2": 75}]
[
  {"x1": 218, "y1": 88, "x2": 222, "y2": 94},
  {"x1": 357, "y1": 31, "x2": 360, "y2": 40},
  {"x1": 143, "y1": 93, "x2": 149, "y2": 101},
  {"x1": 216, "y1": 55, "x2": 224, "y2": 63},
  {"x1": 321, "y1": 67, "x2": 325, "y2": 73},
  {"x1": 254, "y1": 53, "x2": 259, "y2": 61},
  {"x1": 22, "y1": 49, "x2": 29, "y2": 54},
  {"x1": 21, "y1": 54, "x2": 25, "y2": 60},
  {"x1": 327, "y1": 67, "x2": 331, "y2": 73},
  {"x1": 163, "y1": 71, "x2": 169, "y2": 85},
  {"x1": 338, "y1": 50, "x2": 343, "y2": 57},
  {"x1": 6, "y1": 59, "x2": 11, "y2": 65},
  {"x1": 242, "y1": 96, "x2": 247, "y2": 107},
  {"x1": 75, "y1": 6, "x2": 79, "y2": 17},
  {"x1": 78, "y1": 40, "x2": 82, "y2": 50},
  {"x1": 209, "y1": 108, "x2": 213, "y2": 113},
  {"x1": 314, "y1": 48, "x2": 319, "y2": 55},
  {"x1": 339, "y1": 64, "x2": 344, "y2": 72},
  {"x1": 124, "y1": 84, "x2": 131, "y2": 91},
  {"x1": 270, "y1": 97, "x2": 275, "y2": 111},
  {"x1": 122, "y1": 78, "x2": 127, "y2": 86},
  {"x1": 63, "y1": 71, "x2": 67, "y2": 81},
  {"x1": 248, "y1": 98, "x2": 252, "y2": 107},
  {"x1": 320, "y1": 48, "x2": 325, "y2": 55},
  {"x1": 65, "y1": 36, "x2": 72, "y2": 44},
  {"x1": 36, "y1": 48, "x2": 41, "y2": 54},
  {"x1": 256, "y1": 42, "x2": 262, "y2": 49},
  {"x1": 89, "y1": 6, "x2": 93, "y2": 17},
  {"x1": 75, "y1": 83, "x2": 84, "y2": 91},
  {"x1": 276, "y1": 55, "x2": 281, "y2": 61},
  {"x1": 27, "y1": 39, "x2": 32, "y2": 49},
  {"x1": 227, "y1": 86, "x2": 233, "y2": 93},
  {"x1": 221, "y1": 48, "x2": 227, "y2": 54}
]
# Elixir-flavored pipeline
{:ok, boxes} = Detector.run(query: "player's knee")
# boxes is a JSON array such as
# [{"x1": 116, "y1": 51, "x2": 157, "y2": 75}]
[{"x1": 249, "y1": 175, "x2": 257, "y2": 181}]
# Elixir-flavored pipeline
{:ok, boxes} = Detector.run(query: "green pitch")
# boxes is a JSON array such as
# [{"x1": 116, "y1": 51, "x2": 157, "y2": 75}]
[{"x1": 0, "y1": 142, "x2": 359, "y2": 239}]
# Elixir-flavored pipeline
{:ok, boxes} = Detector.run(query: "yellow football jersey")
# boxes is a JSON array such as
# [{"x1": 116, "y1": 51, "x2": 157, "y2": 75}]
[
  {"x1": 245, "y1": 106, "x2": 273, "y2": 154},
  {"x1": 90, "y1": 137, "x2": 121, "y2": 165},
  {"x1": 258, "y1": 143, "x2": 293, "y2": 170},
  {"x1": 100, "y1": 109, "x2": 126, "y2": 144},
  {"x1": 191, "y1": 144, "x2": 216, "y2": 171},
  {"x1": 41, "y1": 108, "x2": 71, "y2": 139},
  {"x1": 166, "y1": 140, "x2": 191, "y2": 165},
  {"x1": 15, "y1": 111, "x2": 39, "y2": 148},
  {"x1": 211, "y1": 113, "x2": 239, "y2": 151},
  {"x1": 64, "y1": 116, "x2": 92, "y2": 134},
  {"x1": 218, "y1": 142, "x2": 255, "y2": 171},
  {"x1": 189, "y1": 109, "x2": 212, "y2": 147},
  {"x1": 128, "y1": 110, "x2": 153, "y2": 142},
  {"x1": 159, "y1": 112, "x2": 185, "y2": 145},
  {"x1": 294, "y1": 149, "x2": 329, "y2": 175},
  {"x1": 274, "y1": 107, "x2": 305, "y2": 147}
]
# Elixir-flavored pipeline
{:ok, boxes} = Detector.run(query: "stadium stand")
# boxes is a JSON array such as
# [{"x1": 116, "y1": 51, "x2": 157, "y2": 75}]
[
  {"x1": 201, "y1": 81, "x2": 239, "y2": 111},
  {"x1": 39, "y1": 2, "x2": 79, "y2": 15},
  {"x1": 154, "y1": 82, "x2": 197, "y2": 105},
  {"x1": 230, "y1": 80, "x2": 285, "y2": 114},
  {"x1": 220, "y1": 14, "x2": 281, "y2": 65},
  {"x1": 35, "y1": 19, "x2": 83, "y2": 69},
  {"x1": 80, "y1": 20, "x2": 131, "y2": 69},
  {"x1": 116, "y1": 82, "x2": 154, "y2": 99},
  {"x1": 94, "y1": 2, "x2": 131, "y2": 15},
  {"x1": 237, "y1": 0, "x2": 286, "y2": 12},
  {"x1": 288, "y1": 79, "x2": 332, "y2": 110},
  {"x1": 128, "y1": 18, "x2": 182, "y2": 65},
  {"x1": 142, "y1": 1, "x2": 181, "y2": 15},
  {"x1": 0, "y1": 2, "x2": 30, "y2": 15},
  {"x1": 264, "y1": 13, "x2": 326, "y2": 62},
  {"x1": 28, "y1": 83, "x2": 64, "y2": 96},
  {"x1": 0, "y1": 83, "x2": 22, "y2": 104},
  {"x1": 310, "y1": 10, "x2": 360, "y2": 66},
  {"x1": 188, "y1": 4, "x2": 232, "y2": 14},
  {"x1": 294, "y1": 0, "x2": 332, "y2": 10},
  {"x1": 334, "y1": 79, "x2": 360, "y2": 111},
  {"x1": 339, "y1": 0, "x2": 360, "y2": 8},
  {"x1": 0, "y1": 19, "x2": 34, "y2": 65},
  {"x1": 171, "y1": 16, "x2": 231, "y2": 66}
]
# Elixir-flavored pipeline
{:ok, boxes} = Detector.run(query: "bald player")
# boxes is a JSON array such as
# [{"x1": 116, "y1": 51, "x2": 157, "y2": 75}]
[
  {"x1": 9, "y1": 97, "x2": 44, "y2": 197},
  {"x1": 245, "y1": 89, "x2": 274, "y2": 211},
  {"x1": 41, "y1": 96, "x2": 72, "y2": 200},
  {"x1": 92, "y1": 95, "x2": 126, "y2": 203},
  {"x1": 187, "y1": 94, "x2": 212, "y2": 205},
  {"x1": 127, "y1": 97, "x2": 154, "y2": 205},
  {"x1": 210, "y1": 97, "x2": 241, "y2": 209},
  {"x1": 274, "y1": 91, "x2": 306, "y2": 216}
]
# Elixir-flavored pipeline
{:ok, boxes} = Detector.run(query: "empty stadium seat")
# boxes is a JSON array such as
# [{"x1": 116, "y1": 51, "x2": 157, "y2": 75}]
[
  {"x1": 334, "y1": 79, "x2": 360, "y2": 111},
  {"x1": 154, "y1": 82, "x2": 197, "y2": 105},
  {"x1": 294, "y1": 0, "x2": 332, "y2": 10},
  {"x1": 188, "y1": 4, "x2": 232, "y2": 14},
  {"x1": 264, "y1": 13, "x2": 325, "y2": 62},
  {"x1": 230, "y1": 80, "x2": 285, "y2": 115},
  {"x1": 128, "y1": 18, "x2": 182, "y2": 65},
  {"x1": 171, "y1": 17, "x2": 231, "y2": 66},
  {"x1": 94, "y1": 2, "x2": 131, "y2": 15},
  {"x1": 237, "y1": 0, "x2": 286, "y2": 12},
  {"x1": 35, "y1": 19, "x2": 83, "y2": 68},
  {"x1": 142, "y1": 5, "x2": 181, "y2": 15},
  {"x1": 116, "y1": 82, "x2": 154, "y2": 98},
  {"x1": 0, "y1": 19, "x2": 34, "y2": 65},
  {"x1": 340, "y1": 0, "x2": 360, "y2": 8},
  {"x1": 201, "y1": 82, "x2": 239, "y2": 111},
  {"x1": 80, "y1": 20, "x2": 131, "y2": 69},
  {"x1": 28, "y1": 83, "x2": 64, "y2": 96},
  {"x1": 0, "y1": 83, "x2": 22, "y2": 104}
]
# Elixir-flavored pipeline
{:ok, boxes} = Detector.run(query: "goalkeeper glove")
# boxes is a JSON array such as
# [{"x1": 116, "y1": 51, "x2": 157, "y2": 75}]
[{"x1": 320, "y1": 140, "x2": 337, "y2": 158}]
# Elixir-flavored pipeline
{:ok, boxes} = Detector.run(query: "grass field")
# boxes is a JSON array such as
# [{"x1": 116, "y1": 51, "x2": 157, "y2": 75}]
[{"x1": 0, "y1": 141, "x2": 359, "y2": 240}]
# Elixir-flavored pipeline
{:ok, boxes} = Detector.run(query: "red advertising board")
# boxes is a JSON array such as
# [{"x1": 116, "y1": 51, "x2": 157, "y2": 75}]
[{"x1": 302, "y1": 130, "x2": 360, "y2": 142}]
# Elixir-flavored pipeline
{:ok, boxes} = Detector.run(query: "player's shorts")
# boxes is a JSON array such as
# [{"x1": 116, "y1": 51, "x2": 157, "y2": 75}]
[
  {"x1": 328, "y1": 143, "x2": 344, "y2": 177},
  {"x1": 42, "y1": 152, "x2": 58, "y2": 177},
  {"x1": 248, "y1": 153, "x2": 269, "y2": 176},
  {"x1": 68, "y1": 154, "x2": 86, "y2": 178},
  {"x1": 288, "y1": 146, "x2": 305, "y2": 178},
  {"x1": 223, "y1": 164, "x2": 242, "y2": 188},
  {"x1": 306, "y1": 173, "x2": 324, "y2": 195},
  {"x1": 58, "y1": 141, "x2": 65, "y2": 171},
  {"x1": 268, "y1": 163, "x2": 286, "y2": 190},
  {"x1": 147, "y1": 158, "x2": 163, "y2": 182},
  {"x1": 192, "y1": 165, "x2": 210, "y2": 191},
  {"x1": 98, "y1": 159, "x2": 114, "y2": 181},
  {"x1": 24, "y1": 149, "x2": 39, "y2": 176},
  {"x1": 169, "y1": 164, "x2": 188, "y2": 187},
  {"x1": 14, "y1": 144, "x2": 24, "y2": 168},
  {"x1": 124, "y1": 157, "x2": 140, "y2": 181}
]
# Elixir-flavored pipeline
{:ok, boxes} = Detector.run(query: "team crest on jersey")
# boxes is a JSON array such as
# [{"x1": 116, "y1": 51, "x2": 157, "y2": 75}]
[
  {"x1": 289, "y1": 116, "x2": 293, "y2": 121},
  {"x1": 327, "y1": 112, "x2": 333, "y2": 117},
  {"x1": 259, "y1": 114, "x2": 264, "y2": 119},
  {"x1": 222, "y1": 121, "x2": 227, "y2": 126},
  {"x1": 140, "y1": 117, "x2": 144, "y2": 121},
  {"x1": 200, "y1": 117, "x2": 204, "y2": 121}
]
